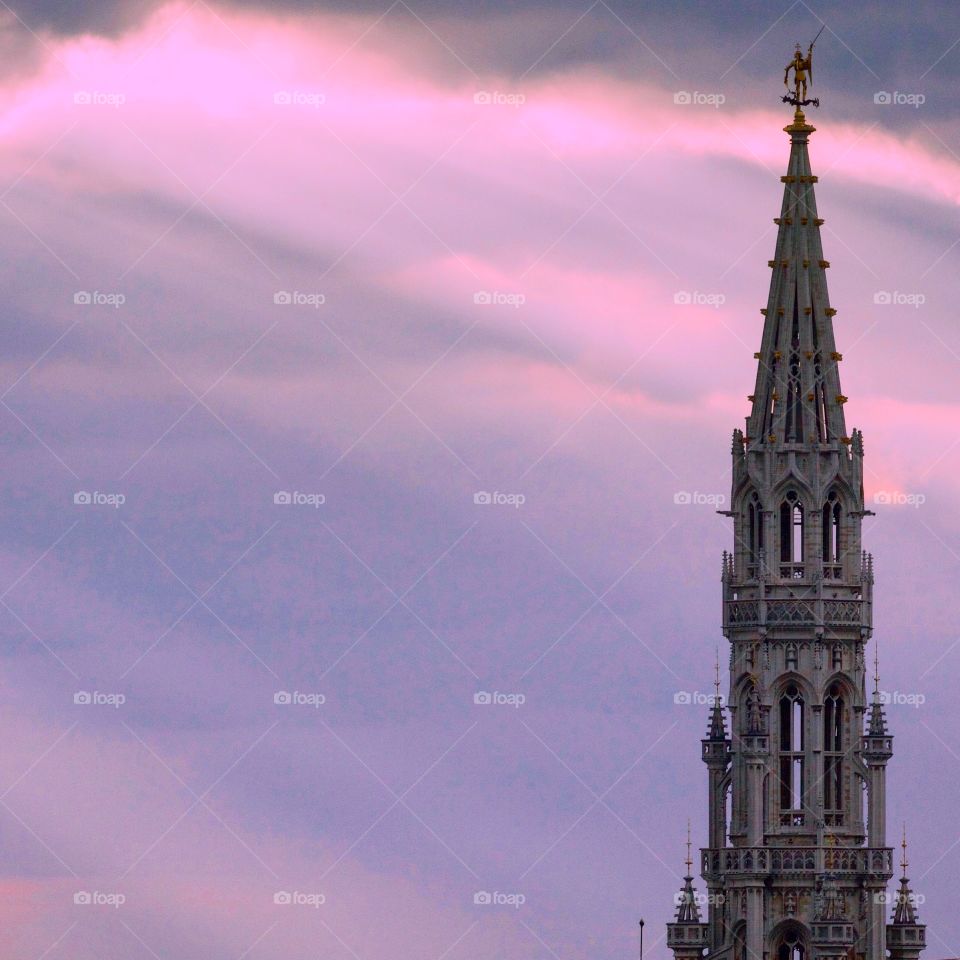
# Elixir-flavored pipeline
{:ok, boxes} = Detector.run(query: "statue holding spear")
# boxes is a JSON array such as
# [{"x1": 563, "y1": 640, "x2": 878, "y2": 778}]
[{"x1": 784, "y1": 25, "x2": 825, "y2": 106}]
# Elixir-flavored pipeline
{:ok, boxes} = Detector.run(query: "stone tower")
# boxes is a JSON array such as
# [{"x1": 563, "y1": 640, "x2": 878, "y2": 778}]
[{"x1": 666, "y1": 100, "x2": 930, "y2": 960}]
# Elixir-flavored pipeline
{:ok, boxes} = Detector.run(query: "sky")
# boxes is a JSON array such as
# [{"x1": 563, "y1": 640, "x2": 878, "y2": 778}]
[{"x1": 0, "y1": 1, "x2": 959, "y2": 958}]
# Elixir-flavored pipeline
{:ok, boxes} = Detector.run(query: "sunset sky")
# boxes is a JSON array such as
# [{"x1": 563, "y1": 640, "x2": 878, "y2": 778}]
[{"x1": 1, "y1": 1, "x2": 959, "y2": 958}]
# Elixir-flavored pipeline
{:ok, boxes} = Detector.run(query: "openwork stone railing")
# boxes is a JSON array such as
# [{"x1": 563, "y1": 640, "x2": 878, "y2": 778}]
[
  {"x1": 701, "y1": 846, "x2": 892, "y2": 879},
  {"x1": 725, "y1": 598, "x2": 863, "y2": 628}
]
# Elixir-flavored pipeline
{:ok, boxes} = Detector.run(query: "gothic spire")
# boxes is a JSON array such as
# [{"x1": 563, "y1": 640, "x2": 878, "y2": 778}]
[
  {"x1": 674, "y1": 821, "x2": 703, "y2": 923},
  {"x1": 892, "y1": 825, "x2": 919, "y2": 925},
  {"x1": 707, "y1": 649, "x2": 727, "y2": 740},
  {"x1": 868, "y1": 646, "x2": 889, "y2": 736},
  {"x1": 745, "y1": 108, "x2": 847, "y2": 448}
]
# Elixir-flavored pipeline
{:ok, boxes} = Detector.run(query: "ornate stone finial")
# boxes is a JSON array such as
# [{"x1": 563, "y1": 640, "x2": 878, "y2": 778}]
[
  {"x1": 874, "y1": 645, "x2": 881, "y2": 696},
  {"x1": 714, "y1": 647, "x2": 721, "y2": 700},
  {"x1": 685, "y1": 819, "x2": 693, "y2": 875}
]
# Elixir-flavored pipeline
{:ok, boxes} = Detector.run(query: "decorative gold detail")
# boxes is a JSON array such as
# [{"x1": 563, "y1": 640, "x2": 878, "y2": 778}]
[
  {"x1": 748, "y1": 395, "x2": 756, "y2": 402},
  {"x1": 753, "y1": 352, "x2": 762, "y2": 359},
  {"x1": 803, "y1": 307, "x2": 812, "y2": 315},
  {"x1": 760, "y1": 308, "x2": 768, "y2": 315},
  {"x1": 773, "y1": 351, "x2": 782, "y2": 360},
  {"x1": 768, "y1": 433, "x2": 777, "y2": 442},
  {"x1": 807, "y1": 393, "x2": 815, "y2": 401},
  {"x1": 825, "y1": 307, "x2": 837, "y2": 316},
  {"x1": 777, "y1": 307, "x2": 785, "y2": 315},
  {"x1": 831, "y1": 351, "x2": 843, "y2": 361},
  {"x1": 785, "y1": 41, "x2": 814, "y2": 103},
  {"x1": 840, "y1": 436, "x2": 852, "y2": 445},
  {"x1": 768, "y1": 260, "x2": 776, "y2": 267},
  {"x1": 800, "y1": 217, "x2": 809, "y2": 225},
  {"x1": 805, "y1": 351, "x2": 814, "y2": 359},
  {"x1": 781, "y1": 175, "x2": 797, "y2": 183},
  {"x1": 802, "y1": 259, "x2": 810, "y2": 268},
  {"x1": 819, "y1": 259, "x2": 830, "y2": 267},
  {"x1": 836, "y1": 394, "x2": 848, "y2": 404},
  {"x1": 815, "y1": 218, "x2": 824, "y2": 225}
]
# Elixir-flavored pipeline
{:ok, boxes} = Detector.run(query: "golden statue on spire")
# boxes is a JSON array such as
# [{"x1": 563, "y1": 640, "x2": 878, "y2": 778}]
[{"x1": 783, "y1": 26, "x2": 824, "y2": 108}]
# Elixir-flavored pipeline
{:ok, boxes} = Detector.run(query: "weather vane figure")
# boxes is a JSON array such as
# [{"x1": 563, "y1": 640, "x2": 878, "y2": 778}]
[{"x1": 783, "y1": 25, "x2": 824, "y2": 108}]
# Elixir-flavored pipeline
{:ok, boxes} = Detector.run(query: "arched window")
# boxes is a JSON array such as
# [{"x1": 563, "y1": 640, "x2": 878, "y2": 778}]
[
  {"x1": 733, "y1": 923, "x2": 746, "y2": 960},
  {"x1": 824, "y1": 684, "x2": 844, "y2": 820},
  {"x1": 779, "y1": 491, "x2": 804, "y2": 578},
  {"x1": 776, "y1": 928, "x2": 806, "y2": 960},
  {"x1": 747, "y1": 492, "x2": 764, "y2": 575},
  {"x1": 822, "y1": 492, "x2": 842, "y2": 576},
  {"x1": 779, "y1": 685, "x2": 805, "y2": 823}
]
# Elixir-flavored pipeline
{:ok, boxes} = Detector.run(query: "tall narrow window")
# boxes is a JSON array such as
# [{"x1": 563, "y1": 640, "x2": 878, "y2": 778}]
[
  {"x1": 822, "y1": 492, "x2": 842, "y2": 575},
  {"x1": 747, "y1": 492, "x2": 764, "y2": 575},
  {"x1": 779, "y1": 685, "x2": 805, "y2": 821},
  {"x1": 786, "y1": 643, "x2": 798, "y2": 670},
  {"x1": 824, "y1": 684, "x2": 844, "y2": 820},
  {"x1": 780, "y1": 491, "x2": 804, "y2": 578}
]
